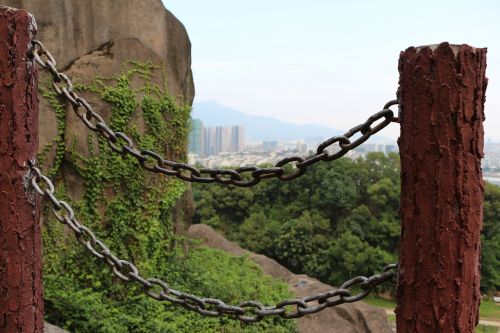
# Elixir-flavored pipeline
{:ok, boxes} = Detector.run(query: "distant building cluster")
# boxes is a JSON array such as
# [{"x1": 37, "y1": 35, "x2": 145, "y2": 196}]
[
  {"x1": 188, "y1": 141, "x2": 401, "y2": 169},
  {"x1": 355, "y1": 143, "x2": 398, "y2": 155},
  {"x1": 188, "y1": 118, "x2": 245, "y2": 156},
  {"x1": 484, "y1": 143, "x2": 500, "y2": 172},
  {"x1": 187, "y1": 130, "x2": 500, "y2": 186},
  {"x1": 188, "y1": 116, "x2": 405, "y2": 168},
  {"x1": 262, "y1": 141, "x2": 278, "y2": 152}
]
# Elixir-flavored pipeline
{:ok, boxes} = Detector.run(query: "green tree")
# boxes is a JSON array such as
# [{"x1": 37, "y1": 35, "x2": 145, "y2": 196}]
[
  {"x1": 482, "y1": 183, "x2": 500, "y2": 293},
  {"x1": 338, "y1": 205, "x2": 375, "y2": 240},
  {"x1": 238, "y1": 210, "x2": 280, "y2": 254},
  {"x1": 274, "y1": 211, "x2": 331, "y2": 277},
  {"x1": 367, "y1": 177, "x2": 400, "y2": 214},
  {"x1": 310, "y1": 167, "x2": 359, "y2": 222},
  {"x1": 325, "y1": 231, "x2": 394, "y2": 286}
]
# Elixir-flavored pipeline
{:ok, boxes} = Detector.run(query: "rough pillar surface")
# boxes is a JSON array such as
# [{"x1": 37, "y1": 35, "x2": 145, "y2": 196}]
[
  {"x1": 396, "y1": 42, "x2": 487, "y2": 332},
  {"x1": 0, "y1": 6, "x2": 43, "y2": 333}
]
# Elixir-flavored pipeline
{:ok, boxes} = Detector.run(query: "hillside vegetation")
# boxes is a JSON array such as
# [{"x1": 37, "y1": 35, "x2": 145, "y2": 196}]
[{"x1": 193, "y1": 153, "x2": 500, "y2": 294}]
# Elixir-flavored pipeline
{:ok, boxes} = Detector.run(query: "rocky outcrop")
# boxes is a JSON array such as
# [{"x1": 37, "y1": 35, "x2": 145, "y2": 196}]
[
  {"x1": 187, "y1": 224, "x2": 393, "y2": 333},
  {"x1": 3, "y1": 0, "x2": 193, "y2": 97},
  {"x1": 44, "y1": 323, "x2": 69, "y2": 333},
  {"x1": 3, "y1": 0, "x2": 195, "y2": 229},
  {"x1": 3, "y1": 0, "x2": 194, "y2": 152},
  {"x1": 4, "y1": 1, "x2": 195, "y2": 332}
]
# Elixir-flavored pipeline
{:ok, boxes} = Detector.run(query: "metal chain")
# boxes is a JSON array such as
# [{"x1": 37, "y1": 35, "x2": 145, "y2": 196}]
[
  {"x1": 29, "y1": 163, "x2": 397, "y2": 322},
  {"x1": 30, "y1": 40, "x2": 400, "y2": 187}
]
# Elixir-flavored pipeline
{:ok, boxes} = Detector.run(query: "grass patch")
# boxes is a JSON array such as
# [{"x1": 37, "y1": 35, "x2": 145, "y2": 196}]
[
  {"x1": 480, "y1": 299, "x2": 500, "y2": 321},
  {"x1": 363, "y1": 295, "x2": 396, "y2": 309},
  {"x1": 364, "y1": 295, "x2": 500, "y2": 321},
  {"x1": 476, "y1": 324, "x2": 498, "y2": 333}
]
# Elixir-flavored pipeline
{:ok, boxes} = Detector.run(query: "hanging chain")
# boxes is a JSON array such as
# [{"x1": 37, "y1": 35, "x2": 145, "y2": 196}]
[
  {"x1": 29, "y1": 163, "x2": 397, "y2": 322},
  {"x1": 30, "y1": 40, "x2": 399, "y2": 187},
  {"x1": 28, "y1": 39, "x2": 399, "y2": 322}
]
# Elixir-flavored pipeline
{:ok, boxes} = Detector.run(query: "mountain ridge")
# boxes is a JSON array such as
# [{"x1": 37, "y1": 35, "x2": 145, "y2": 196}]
[{"x1": 192, "y1": 100, "x2": 394, "y2": 143}]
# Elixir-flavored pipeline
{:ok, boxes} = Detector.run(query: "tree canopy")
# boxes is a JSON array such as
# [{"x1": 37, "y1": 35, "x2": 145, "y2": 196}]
[{"x1": 193, "y1": 152, "x2": 500, "y2": 294}]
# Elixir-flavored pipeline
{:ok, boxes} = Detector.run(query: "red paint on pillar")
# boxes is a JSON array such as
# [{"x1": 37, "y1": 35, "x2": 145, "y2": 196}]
[
  {"x1": 0, "y1": 6, "x2": 43, "y2": 333},
  {"x1": 396, "y1": 43, "x2": 487, "y2": 332}
]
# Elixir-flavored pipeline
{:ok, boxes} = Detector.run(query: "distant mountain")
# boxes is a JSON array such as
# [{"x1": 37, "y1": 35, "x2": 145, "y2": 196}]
[{"x1": 192, "y1": 100, "x2": 393, "y2": 143}]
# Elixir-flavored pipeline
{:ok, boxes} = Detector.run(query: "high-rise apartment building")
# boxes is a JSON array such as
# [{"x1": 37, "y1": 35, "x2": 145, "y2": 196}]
[
  {"x1": 230, "y1": 126, "x2": 245, "y2": 153},
  {"x1": 204, "y1": 127, "x2": 217, "y2": 156},
  {"x1": 188, "y1": 120, "x2": 246, "y2": 156},
  {"x1": 216, "y1": 126, "x2": 230, "y2": 154},
  {"x1": 188, "y1": 118, "x2": 204, "y2": 156}
]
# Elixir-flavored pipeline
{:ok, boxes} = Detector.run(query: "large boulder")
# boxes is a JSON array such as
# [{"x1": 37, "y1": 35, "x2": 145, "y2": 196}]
[
  {"x1": 3, "y1": 0, "x2": 195, "y2": 229},
  {"x1": 5, "y1": 0, "x2": 196, "y2": 260},
  {"x1": 4, "y1": 1, "x2": 195, "y2": 332},
  {"x1": 187, "y1": 224, "x2": 393, "y2": 333},
  {"x1": 2, "y1": 0, "x2": 194, "y2": 153}
]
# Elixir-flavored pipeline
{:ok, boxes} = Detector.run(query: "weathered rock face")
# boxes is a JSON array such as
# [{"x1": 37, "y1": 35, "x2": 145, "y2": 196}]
[
  {"x1": 2, "y1": 0, "x2": 194, "y2": 96},
  {"x1": 188, "y1": 224, "x2": 393, "y2": 333},
  {"x1": 3, "y1": 0, "x2": 194, "y2": 150},
  {"x1": 4, "y1": 0, "x2": 195, "y2": 229}
]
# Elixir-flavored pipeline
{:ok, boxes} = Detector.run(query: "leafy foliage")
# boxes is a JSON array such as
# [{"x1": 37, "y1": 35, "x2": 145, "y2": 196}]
[
  {"x1": 193, "y1": 152, "x2": 500, "y2": 293},
  {"x1": 482, "y1": 183, "x2": 500, "y2": 293},
  {"x1": 193, "y1": 153, "x2": 400, "y2": 289},
  {"x1": 39, "y1": 63, "x2": 296, "y2": 332}
]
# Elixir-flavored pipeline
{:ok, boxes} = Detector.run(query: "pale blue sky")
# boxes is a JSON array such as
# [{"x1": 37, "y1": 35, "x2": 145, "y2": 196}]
[{"x1": 162, "y1": 0, "x2": 499, "y2": 141}]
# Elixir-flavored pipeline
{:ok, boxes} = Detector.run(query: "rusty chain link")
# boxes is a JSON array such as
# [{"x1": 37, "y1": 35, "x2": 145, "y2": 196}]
[
  {"x1": 29, "y1": 163, "x2": 397, "y2": 322},
  {"x1": 30, "y1": 40, "x2": 399, "y2": 187}
]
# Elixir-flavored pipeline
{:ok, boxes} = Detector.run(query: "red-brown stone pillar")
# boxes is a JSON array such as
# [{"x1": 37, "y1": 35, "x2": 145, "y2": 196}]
[
  {"x1": 396, "y1": 43, "x2": 487, "y2": 332},
  {"x1": 0, "y1": 6, "x2": 43, "y2": 333}
]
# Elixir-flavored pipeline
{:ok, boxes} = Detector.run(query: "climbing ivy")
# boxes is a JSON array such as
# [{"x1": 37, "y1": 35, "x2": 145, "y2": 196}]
[
  {"x1": 39, "y1": 63, "x2": 296, "y2": 333},
  {"x1": 38, "y1": 80, "x2": 67, "y2": 178}
]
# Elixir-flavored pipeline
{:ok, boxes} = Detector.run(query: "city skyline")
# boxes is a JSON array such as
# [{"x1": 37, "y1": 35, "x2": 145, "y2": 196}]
[
  {"x1": 189, "y1": 118, "x2": 246, "y2": 156},
  {"x1": 188, "y1": 115, "x2": 500, "y2": 173},
  {"x1": 164, "y1": 1, "x2": 500, "y2": 142},
  {"x1": 188, "y1": 117, "x2": 400, "y2": 156}
]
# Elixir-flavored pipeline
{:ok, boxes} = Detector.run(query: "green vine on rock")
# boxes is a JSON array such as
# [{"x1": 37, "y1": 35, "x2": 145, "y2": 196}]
[
  {"x1": 38, "y1": 80, "x2": 67, "y2": 178},
  {"x1": 38, "y1": 62, "x2": 295, "y2": 333}
]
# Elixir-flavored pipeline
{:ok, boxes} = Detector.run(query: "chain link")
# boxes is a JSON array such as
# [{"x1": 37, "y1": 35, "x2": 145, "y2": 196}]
[
  {"x1": 29, "y1": 39, "x2": 399, "y2": 322},
  {"x1": 29, "y1": 163, "x2": 397, "y2": 322},
  {"x1": 30, "y1": 40, "x2": 399, "y2": 187}
]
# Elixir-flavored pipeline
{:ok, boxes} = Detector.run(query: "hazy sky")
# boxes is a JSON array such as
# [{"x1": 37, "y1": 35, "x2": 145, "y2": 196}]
[{"x1": 162, "y1": 1, "x2": 499, "y2": 141}]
